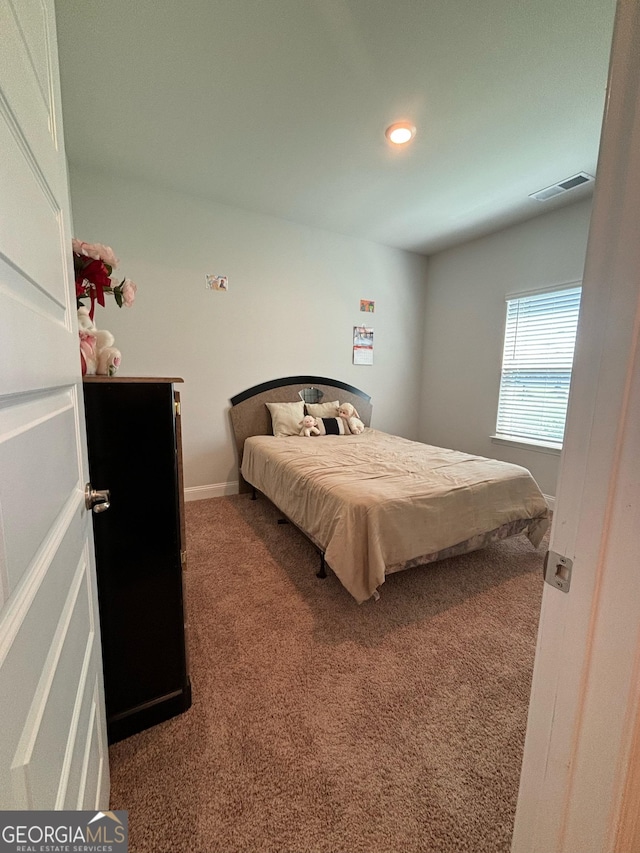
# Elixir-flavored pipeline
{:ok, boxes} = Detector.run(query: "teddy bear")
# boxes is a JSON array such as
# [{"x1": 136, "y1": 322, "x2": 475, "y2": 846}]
[
  {"x1": 78, "y1": 307, "x2": 122, "y2": 376},
  {"x1": 338, "y1": 402, "x2": 365, "y2": 435},
  {"x1": 299, "y1": 415, "x2": 321, "y2": 437}
]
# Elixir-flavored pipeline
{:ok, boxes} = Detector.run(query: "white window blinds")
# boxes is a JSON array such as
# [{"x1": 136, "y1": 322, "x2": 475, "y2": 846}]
[{"x1": 496, "y1": 285, "x2": 582, "y2": 445}]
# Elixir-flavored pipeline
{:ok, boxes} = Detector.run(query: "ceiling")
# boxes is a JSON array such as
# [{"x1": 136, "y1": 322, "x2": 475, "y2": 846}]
[{"x1": 54, "y1": 0, "x2": 616, "y2": 255}]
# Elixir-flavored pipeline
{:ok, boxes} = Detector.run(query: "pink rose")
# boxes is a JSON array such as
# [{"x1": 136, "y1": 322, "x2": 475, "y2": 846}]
[
  {"x1": 72, "y1": 239, "x2": 119, "y2": 269},
  {"x1": 95, "y1": 243, "x2": 119, "y2": 268},
  {"x1": 121, "y1": 279, "x2": 137, "y2": 307}
]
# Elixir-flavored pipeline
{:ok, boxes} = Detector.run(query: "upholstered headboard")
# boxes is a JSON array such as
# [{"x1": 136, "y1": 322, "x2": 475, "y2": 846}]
[{"x1": 229, "y1": 375, "x2": 372, "y2": 493}]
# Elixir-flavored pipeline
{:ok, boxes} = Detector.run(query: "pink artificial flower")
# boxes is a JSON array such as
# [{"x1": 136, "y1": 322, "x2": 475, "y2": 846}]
[
  {"x1": 72, "y1": 238, "x2": 136, "y2": 319},
  {"x1": 121, "y1": 279, "x2": 137, "y2": 307},
  {"x1": 72, "y1": 239, "x2": 119, "y2": 269}
]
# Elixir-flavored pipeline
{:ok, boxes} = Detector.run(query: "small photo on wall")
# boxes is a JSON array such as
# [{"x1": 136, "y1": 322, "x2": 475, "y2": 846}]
[
  {"x1": 353, "y1": 326, "x2": 374, "y2": 365},
  {"x1": 206, "y1": 274, "x2": 228, "y2": 291},
  {"x1": 360, "y1": 299, "x2": 375, "y2": 313}
]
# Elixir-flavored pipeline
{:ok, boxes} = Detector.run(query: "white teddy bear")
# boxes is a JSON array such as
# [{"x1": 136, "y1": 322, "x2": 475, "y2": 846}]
[
  {"x1": 299, "y1": 415, "x2": 321, "y2": 437},
  {"x1": 338, "y1": 402, "x2": 365, "y2": 435},
  {"x1": 78, "y1": 307, "x2": 122, "y2": 376}
]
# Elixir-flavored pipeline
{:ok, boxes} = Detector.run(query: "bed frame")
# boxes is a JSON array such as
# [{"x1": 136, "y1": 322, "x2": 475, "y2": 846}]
[{"x1": 229, "y1": 375, "x2": 372, "y2": 494}]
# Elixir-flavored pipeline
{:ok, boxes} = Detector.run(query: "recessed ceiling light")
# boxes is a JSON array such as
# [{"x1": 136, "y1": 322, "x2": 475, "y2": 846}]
[{"x1": 385, "y1": 122, "x2": 416, "y2": 145}]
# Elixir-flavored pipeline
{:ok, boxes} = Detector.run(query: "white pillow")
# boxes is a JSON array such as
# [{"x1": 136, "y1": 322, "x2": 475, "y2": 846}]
[
  {"x1": 266, "y1": 401, "x2": 305, "y2": 437},
  {"x1": 306, "y1": 400, "x2": 340, "y2": 418}
]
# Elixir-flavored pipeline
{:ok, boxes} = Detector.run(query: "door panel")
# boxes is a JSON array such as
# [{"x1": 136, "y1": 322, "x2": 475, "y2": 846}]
[
  {"x1": 0, "y1": 111, "x2": 67, "y2": 303},
  {"x1": 9, "y1": 0, "x2": 54, "y2": 112},
  {"x1": 0, "y1": 508, "x2": 86, "y2": 735},
  {"x1": 0, "y1": 0, "x2": 109, "y2": 810},
  {"x1": 77, "y1": 681, "x2": 107, "y2": 810},
  {"x1": 12, "y1": 555, "x2": 92, "y2": 807},
  {"x1": 0, "y1": 0, "x2": 60, "y2": 180},
  {"x1": 60, "y1": 674, "x2": 104, "y2": 810},
  {"x1": 0, "y1": 395, "x2": 78, "y2": 592}
]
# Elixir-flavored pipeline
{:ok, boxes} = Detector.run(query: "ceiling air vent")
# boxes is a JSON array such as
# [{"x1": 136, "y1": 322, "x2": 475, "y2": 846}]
[{"x1": 529, "y1": 172, "x2": 594, "y2": 202}]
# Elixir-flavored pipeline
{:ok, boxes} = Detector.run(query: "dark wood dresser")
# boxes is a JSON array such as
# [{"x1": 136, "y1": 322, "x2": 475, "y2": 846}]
[{"x1": 83, "y1": 377, "x2": 191, "y2": 743}]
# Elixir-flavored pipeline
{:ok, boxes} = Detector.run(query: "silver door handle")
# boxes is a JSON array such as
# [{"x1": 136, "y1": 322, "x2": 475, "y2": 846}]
[{"x1": 85, "y1": 483, "x2": 111, "y2": 514}]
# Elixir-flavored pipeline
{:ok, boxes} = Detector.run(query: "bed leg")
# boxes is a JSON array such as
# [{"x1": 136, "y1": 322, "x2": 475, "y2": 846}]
[
  {"x1": 251, "y1": 487, "x2": 257, "y2": 500},
  {"x1": 317, "y1": 553, "x2": 327, "y2": 579},
  {"x1": 277, "y1": 518, "x2": 289, "y2": 525}
]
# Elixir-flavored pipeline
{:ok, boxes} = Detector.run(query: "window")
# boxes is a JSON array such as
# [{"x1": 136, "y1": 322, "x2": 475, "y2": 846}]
[{"x1": 495, "y1": 285, "x2": 582, "y2": 448}]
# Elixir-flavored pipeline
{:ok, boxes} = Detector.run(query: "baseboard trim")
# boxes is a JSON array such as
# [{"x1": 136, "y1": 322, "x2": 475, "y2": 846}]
[
  {"x1": 543, "y1": 494, "x2": 556, "y2": 511},
  {"x1": 184, "y1": 482, "x2": 239, "y2": 501}
]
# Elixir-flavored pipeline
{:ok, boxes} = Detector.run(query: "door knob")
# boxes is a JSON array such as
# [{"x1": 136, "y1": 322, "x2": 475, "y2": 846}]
[{"x1": 85, "y1": 483, "x2": 111, "y2": 514}]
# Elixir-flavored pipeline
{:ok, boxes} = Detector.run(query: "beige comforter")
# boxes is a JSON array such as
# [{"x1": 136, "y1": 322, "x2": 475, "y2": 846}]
[{"x1": 241, "y1": 430, "x2": 549, "y2": 603}]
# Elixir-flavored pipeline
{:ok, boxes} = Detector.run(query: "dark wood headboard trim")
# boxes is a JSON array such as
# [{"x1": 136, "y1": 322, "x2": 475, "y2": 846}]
[{"x1": 230, "y1": 375, "x2": 371, "y2": 406}]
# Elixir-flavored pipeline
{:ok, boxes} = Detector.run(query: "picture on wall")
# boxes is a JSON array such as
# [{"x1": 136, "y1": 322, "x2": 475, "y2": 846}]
[
  {"x1": 360, "y1": 299, "x2": 375, "y2": 313},
  {"x1": 205, "y1": 274, "x2": 228, "y2": 291},
  {"x1": 353, "y1": 326, "x2": 374, "y2": 365}
]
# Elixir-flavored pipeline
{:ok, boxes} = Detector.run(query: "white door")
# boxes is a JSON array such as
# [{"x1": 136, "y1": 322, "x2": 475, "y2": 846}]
[
  {"x1": 0, "y1": 0, "x2": 109, "y2": 809},
  {"x1": 512, "y1": 0, "x2": 640, "y2": 850}
]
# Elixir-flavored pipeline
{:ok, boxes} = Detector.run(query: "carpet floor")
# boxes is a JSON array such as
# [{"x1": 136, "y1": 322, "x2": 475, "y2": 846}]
[{"x1": 109, "y1": 494, "x2": 546, "y2": 853}]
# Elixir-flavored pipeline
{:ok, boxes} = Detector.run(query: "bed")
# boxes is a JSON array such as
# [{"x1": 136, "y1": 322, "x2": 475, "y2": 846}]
[{"x1": 230, "y1": 376, "x2": 550, "y2": 603}]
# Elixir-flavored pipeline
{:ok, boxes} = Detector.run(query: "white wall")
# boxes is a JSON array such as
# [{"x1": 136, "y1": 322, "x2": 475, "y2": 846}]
[
  {"x1": 419, "y1": 199, "x2": 593, "y2": 497},
  {"x1": 69, "y1": 166, "x2": 428, "y2": 492}
]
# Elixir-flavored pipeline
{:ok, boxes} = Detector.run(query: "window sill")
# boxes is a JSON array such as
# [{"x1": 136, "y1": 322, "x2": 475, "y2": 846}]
[{"x1": 490, "y1": 435, "x2": 562, "y2": 456}]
